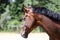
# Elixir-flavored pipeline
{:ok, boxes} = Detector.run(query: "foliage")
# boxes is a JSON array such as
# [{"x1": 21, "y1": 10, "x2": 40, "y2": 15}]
[{"x1": 0, "y1": 0, "x2": 60, "y2": 32}]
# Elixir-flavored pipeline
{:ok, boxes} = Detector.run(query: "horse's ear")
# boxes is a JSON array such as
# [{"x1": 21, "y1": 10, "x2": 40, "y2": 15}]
[
  {"x1": 24, "y1": 6, "x2": 29, "y2": 13},
  {"x1": 24, "y1": 6, "x2": 27, "y2": 10},
  {"x1": 22, "y1": 4, "x2": 27, "y2": 11},
  {"x1": 28, "y1": 4, "x2": 32, "y2": 7}
]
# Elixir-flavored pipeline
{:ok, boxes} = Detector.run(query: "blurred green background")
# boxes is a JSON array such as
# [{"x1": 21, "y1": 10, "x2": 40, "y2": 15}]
[{"x1": 0, "y1": 0, "x2": 60, "y2": 33}]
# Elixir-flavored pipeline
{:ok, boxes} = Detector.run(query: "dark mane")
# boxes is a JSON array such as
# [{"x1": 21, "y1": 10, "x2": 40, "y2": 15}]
[{"x1": 32, "y1": 7, "x2": 60, "y2": 21}]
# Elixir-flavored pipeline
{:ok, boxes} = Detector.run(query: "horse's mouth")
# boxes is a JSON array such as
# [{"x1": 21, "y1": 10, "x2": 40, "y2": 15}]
[{"x1": 21, "y1": 33, "x2": 28, "y2": 38}]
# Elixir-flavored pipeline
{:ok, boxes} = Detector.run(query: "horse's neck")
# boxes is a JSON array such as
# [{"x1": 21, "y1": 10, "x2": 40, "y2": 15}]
[
  {"x1": 38, "y1": 14, "x2": 60, "y2": 29},
  {"x1": 37, "y1": 14, "x2": 58, "y2": 28},
  {"x1": 36, "y1": 14, "x2": 60, "y2": 38}
]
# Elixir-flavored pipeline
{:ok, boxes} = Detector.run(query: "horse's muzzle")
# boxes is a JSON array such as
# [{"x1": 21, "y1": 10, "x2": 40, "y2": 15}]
[{"x1": 21, "y1": 33, "x2": 28, "y2": 38}]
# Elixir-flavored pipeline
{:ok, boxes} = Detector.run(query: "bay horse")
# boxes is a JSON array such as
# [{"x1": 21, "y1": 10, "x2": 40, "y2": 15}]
[{"x1": 21, "y1": 6, "x2": 60, "y2": 40}]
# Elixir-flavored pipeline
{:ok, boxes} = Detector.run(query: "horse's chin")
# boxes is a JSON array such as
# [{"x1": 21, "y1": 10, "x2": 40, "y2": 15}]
[{"x1": 21, "y1": 33, "x2": 28, "y2": 38}]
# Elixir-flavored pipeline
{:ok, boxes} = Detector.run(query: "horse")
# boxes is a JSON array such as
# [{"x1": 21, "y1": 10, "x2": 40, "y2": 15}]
[{"x1": 21, "y1": 6, "x2": 60, "y2": 40}]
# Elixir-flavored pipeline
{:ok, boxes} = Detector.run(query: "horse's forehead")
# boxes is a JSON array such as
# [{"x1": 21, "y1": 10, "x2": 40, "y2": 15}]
[
  {"x1": 25, "y1": 12, "x2": 34, "y2": 17},
  {"x1": 25, "y1": 13, "x2": 30, "y2": 16}
]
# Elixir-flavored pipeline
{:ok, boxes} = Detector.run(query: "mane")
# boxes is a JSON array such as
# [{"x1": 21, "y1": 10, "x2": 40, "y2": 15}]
[{"x1": 32, "y1": 7, "x2": 60, "y2": 21}]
